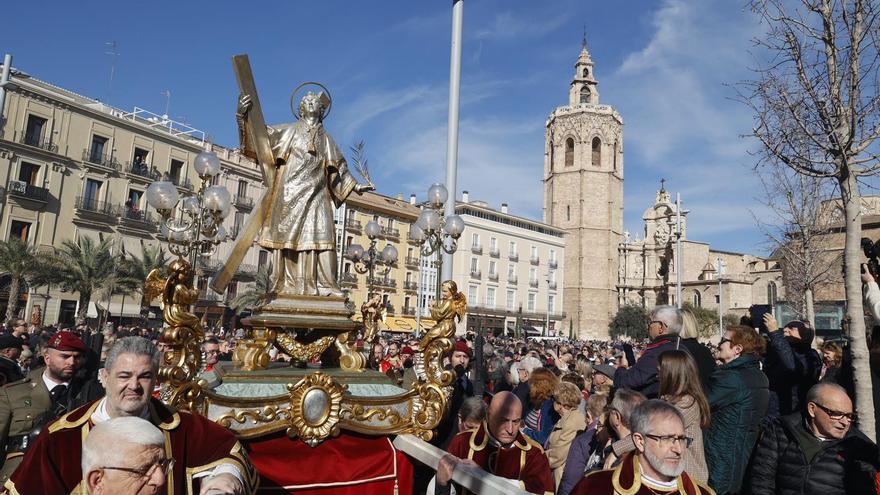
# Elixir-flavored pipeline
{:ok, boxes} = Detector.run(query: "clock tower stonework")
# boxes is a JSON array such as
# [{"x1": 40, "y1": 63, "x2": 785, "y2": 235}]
[{"x1": 543, "y1": 41, "x2": 624, "y2": 338}]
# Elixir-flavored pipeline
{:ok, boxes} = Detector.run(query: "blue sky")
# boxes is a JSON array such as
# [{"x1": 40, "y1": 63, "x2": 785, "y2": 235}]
[{"x1": 2, "y1": 0, "x2": 797, "y2": 255}]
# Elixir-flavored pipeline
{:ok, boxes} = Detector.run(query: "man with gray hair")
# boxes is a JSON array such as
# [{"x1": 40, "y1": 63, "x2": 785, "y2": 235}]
[
  {"x1": 7, "y1": 336, "x2": 258, "y2": 495},
  {"x1": 81, "y1": 416, "x2": 168, "y2": 494},
  {"x1": 571, "y1": 399, "x2": 713, "y2": 494},
  {"x1": 613, "y1": 305, "x2": 683, "y2": 398}
]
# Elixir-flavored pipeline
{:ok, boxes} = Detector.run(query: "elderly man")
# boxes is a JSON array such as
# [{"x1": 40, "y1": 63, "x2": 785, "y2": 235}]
[
  {"x1": 82, "y1": 416, "x2": 168, "y2": 494},
  {"x1": 202, "y1": 338, "x2": 221, "y2": 373},
  {"x1": 571, "y1": 400, "x2": 714, "y2": 494},
  {"x1": 0, "y1": 332, "x2": 91, "y2": 483},
  {"x1": 6, "y1": 337, "x2": 257, "y2": 495},
  {"x1": 749, "y1": 383, "x2": 878, "y2": 495},
  {"x1": 614, "y1": 305, "x2": 682, "y2": 398},
  {"x1": 436, "y1": 391, "x2": 554, "y2": 495},
  {"x1": 0, "y1": 334, "x2": 24, "y2": 384}
]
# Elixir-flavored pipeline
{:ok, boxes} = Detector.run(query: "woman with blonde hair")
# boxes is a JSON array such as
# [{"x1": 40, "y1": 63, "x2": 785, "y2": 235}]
[
  {"x1": 679, "y1": 306, "x2": 716, "y2": 390},
  {"x1": 545, "y1": 381, "x2": 587, "y2": 488},
  {"x1": 523, "y1": 367, "x2": 559, "y2": 445},
  {"x1": 659, "y1": 349, "x2": 711, "y2": 483}
]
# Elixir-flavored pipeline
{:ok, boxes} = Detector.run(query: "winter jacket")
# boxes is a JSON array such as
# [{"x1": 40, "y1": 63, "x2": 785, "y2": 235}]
[
  {"x1": 523, "y1": 398, "x2": 559, "y2": 446},
  {"x1": 679, "y1": 337, "x2": 716, "y2": 392},
  {"x1": 704, "y1": 355, "x2": 769, "y2": 495},
  {"x1": 748, "y1": 412, "x2": 878, "y2": 495},
  {"x1": 763, "y1": 331, "x2": 821, "y2": 418},
  {"x1": 558, "y1": 422, "x2": 599, "y2": 495},
  {"x1": 546, "y1": 408, "x2": 588, "y2": 488},
  {"x1": 613, "y1": 334, "x2": 679, "y2": 398}
]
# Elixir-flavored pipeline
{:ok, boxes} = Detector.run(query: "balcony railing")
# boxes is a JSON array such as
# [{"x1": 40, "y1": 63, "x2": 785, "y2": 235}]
[
  {"x1": 508, "y1": 252, "x2": 519, "y2": 262},
  {"x1": 548, "y1": 281, "x2": 557, "y2": 290},
  {"x1": 117, "y1": 206, "x2": 155, "y2": 225},
  {"x1": 125, "y1": 161, "x2": 161, "y2": 181},
  {"x1": 82, "y1": 149, "x2": 119, "y2": 172},
  {"x1": 198, "y1": 259, "x2": 223, "y2": 273},
  {"x1": 229, "y1": 225, "x2": 241, "y2": 240},
  {"x1": 346, "y1": 219, "x2": 362, "y2": 232},
  {"x1": 75, "y1": 196, "x2": 114, "y2": 216},
  {"x1": 198, "y1": 291, "x2": 221, "y2": 302},
  {"x1": 403, "y1": 281, "x2": 418, "y2": 291},
  {"x1": 404, "y1": 256, "x2": 420, "y2": 267},
  {"x1": 20, "y1": 135, "x2": 58, "y2": 153},
  {"x1": 368, "y1": 277, "x2": 396, "y2": 288},
  {"x1": 549, "y1": 259, "x2": 558, "y2": 269},
  {"x1": 489, "y1": 248, "x2": 500, "y2": 258},
  {"x1": 382, "y1": 227, "x2": 400, "y2": 239},
  {"x1": 508, "y1": 275, "x2": 518, "y2": 284},
  {"x1": 7, "y1": 180, "x2": 49, "y2": 203},
  {"x1": 530, "y1": 256, "x2": 540, "y2": 266},
  {"x1": 471, "y1": 245, "x2": 483, "y2": 255},
  {"x1": 402, "y1": 306, "x2": 416, "y2": 316},
  {"x1": 238, "y1": 264, "x2": 257, "y2": 277},
  {"x1": 470, "y1": 269, "x2": 481, "y2": 279},
  {"x1": 529, "y1": 279, "x2": 539, "y2": 288},
  {"x1": 385, "y1": 304, "x2": 396, "y2": 315},
  {"x1": 170, "y1": 176, "x2": 193, "y2": 189},
  {"x1": 488, "y1": 272, "x2": 499, "y2": 282},
  {"x1": 340, "y1": 272, "x2": 358, "y2": 285},
  {"x1": 234, "y1": 195, "x2": 254, "y2": 209}
]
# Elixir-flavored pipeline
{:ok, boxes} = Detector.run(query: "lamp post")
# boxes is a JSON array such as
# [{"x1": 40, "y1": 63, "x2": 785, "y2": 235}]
[
  {"x1": 716, "y1": 257, "x2": 725, "y2": 337},
  {"x1": 667, "y1": 194, "x2": 686, "y2": 309},
  {"x1": 145, "y1": 150, "x2": 230, "y2": 267},
  {"x1": 409, "y1": 183, "x2": 464, "y2": 300},
  {"x1": 344, "y1": 220, "x2": 399, "y2": 297}
]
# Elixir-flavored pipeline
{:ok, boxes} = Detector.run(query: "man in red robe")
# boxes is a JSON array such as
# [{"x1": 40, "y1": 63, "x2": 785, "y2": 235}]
[
  {"x1": 570, "y1": 400, "x2": 714, "y2": 495},
  {"x1": 435, "y1": 391, "x2": 554, "y2": 495},
  {"x1": 5, "y1": 337, "x2": 258, "y2": 495}
]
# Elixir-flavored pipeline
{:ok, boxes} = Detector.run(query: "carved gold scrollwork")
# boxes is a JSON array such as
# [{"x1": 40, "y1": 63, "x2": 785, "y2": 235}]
[
  {"x1": 335, "y1": 331, "x2": 365, "y2": 371},
  {"x1": 275, "y1": 333, "x2": 336, "y2": 362},
  {"x1": 287, "y1": 372, "x2": 346, "y2": 447}
]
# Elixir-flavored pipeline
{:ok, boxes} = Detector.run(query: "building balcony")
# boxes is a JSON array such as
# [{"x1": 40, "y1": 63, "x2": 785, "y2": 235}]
[
  {"x1": 198, "y1": 291, "x2": 221, "y2": 302},
  {"x1": 529, "y1": 279, "x2": 539, "y2": 288},
  {"x1": 548, "y1": 281, "x2": 557, "y2": 290},
  {"x1": 487, "y1": 272, "x2": 499, "y2": 282},
  {"x1": 117, "y1": 206, "x2": 156, "y2": 228},
  {"x1": 368, "y1": 276, "x2": 396, "y2": 289},
  {"x1": 198, "y1": 258, "x2": 223, "y2": 273},
  {"x1": 170, "y1": 176, "x2": 193, "y2": 190},
  {"x1": 530, "y1": 256, "x2": 540, "y2": 266},
  {"x1": 7, "y1": 180, "x2": 49, "y2": 204},
  {"x1": 233, "y1": 195, "x2": 254, "y2": 210},
  {"x1": 508, "y1": 275, "x2": 518, "y2": 284},
  {"x1": 403, "y1": 281, "x2": 418, "y2": 291},
  {"x1": 237, "y1": 264, "x2": 257, "y2": 278},
  {"x1": 508, "y1": 252, "x2": 519, "y2": 262},
  {"x1": 228, "y1": 225, "x2": 241, "y2": 240},
  {"x1": 125, "y1": 162, "x2": 161, "y2": 182},
  {"x1": 471, "y1": 244, "x2": 483, "y2": 255},
  {"x1": 404, "y1": 256, "x2": 420, "y2": 268},
  {"x1": 549, "y1": 259, "x2": 558, "y2": 269},
  {"x1": 340, "y1": 272, "x2": 358, "y2": 285},
  {"x1": 382, "y1": 227, "x2": 400, "y2": 240},
  {"x1": 75, "y1": 196, "x2": 115, "y2": 217},
  {"x1": 385, "y1": 303, "x2": 396, "y2": 315},
  {"x1": 345, "y1": 219, "x2": 362, "y2": 233},
  {"x1": 20, "y1": 135, "x2": 58, "y2": 153},
  {"x1": 402, "y1": 306, "x2": 416, "y2": 316},
  {"x1": 489, "y1": 248, "x2": 500, "y2": 258},
  {"x1": 82, "y1": 149, "x2": 119, "y2": 173},
  {"x1": 470, "y1": 269, "x2": 481, "y2": 280}
]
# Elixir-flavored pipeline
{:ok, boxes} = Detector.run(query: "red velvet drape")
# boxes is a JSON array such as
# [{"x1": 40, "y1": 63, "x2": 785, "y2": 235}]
[{"x1": 245, "y1": 431, "x2": 413, "y2": 494}]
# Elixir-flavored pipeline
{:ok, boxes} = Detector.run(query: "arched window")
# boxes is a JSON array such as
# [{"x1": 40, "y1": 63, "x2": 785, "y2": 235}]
[
  {"x1": 613, "y1": 140, "x2": 619, "y2": 171},
  {"x1": 693, "y1": 290, "x2": 702, "y2": 308},
  {"x1": 591, "y1": 137, "x2": 601, "y2": 167},
  {"x1": 582, "y1": 68, "x2": 589, "y2": 78},
  {"x1": 565, "y1": 138, "x2": 574, "y2": 167},
  {"x1": 767, "y1": 281, "x2": 778, "y2": 306},
  {"x1": 579, "y1": 86, "x2": 591, "y2": 103}
]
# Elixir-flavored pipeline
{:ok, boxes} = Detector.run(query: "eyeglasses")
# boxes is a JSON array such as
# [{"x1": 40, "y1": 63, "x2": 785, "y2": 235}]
[
  {"x1": 643, "y1": 433, "x2": 693, "y2": 448},
  {"x1": 718, "y1": 337, "x2": 731, "y2": 347},
  {"x1": 100, "y1": 458, "x2": 175, "y2": 478},
  {"x1": 811, "y1": 401, "x2": 856, "y2": 422}
]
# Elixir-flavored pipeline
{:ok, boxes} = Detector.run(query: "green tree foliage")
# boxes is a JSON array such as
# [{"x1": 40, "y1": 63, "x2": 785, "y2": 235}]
[
  {"x1": 119, "y1": 245, "x2": 168, "y2": 315},
  {"x1": 683, "y1": 302, "x2": 744, "y2": 340},
  {"x1": 609, "y1": 304, "x2": 649, "y2": 340},
  {"x1": 229, "y1": 262, "x2": 273, "y2": 315},
  {"x1": 0, "y1": 238, "x2": 56, "y2": 321}
]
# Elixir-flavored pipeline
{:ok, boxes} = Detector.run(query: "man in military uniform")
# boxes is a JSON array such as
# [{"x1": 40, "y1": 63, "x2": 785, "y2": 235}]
[
  {"x1": 0, "y1": 332, "x2": 88, "y2": 482},
  {"x1": 0, "y1": 335, "x2": 24, "y2": 385}
]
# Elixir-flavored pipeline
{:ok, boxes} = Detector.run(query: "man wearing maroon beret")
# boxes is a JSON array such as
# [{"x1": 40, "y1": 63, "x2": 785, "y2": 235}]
[{"x1": 0, "y1": 331, "x2": 92, "y2": 483}]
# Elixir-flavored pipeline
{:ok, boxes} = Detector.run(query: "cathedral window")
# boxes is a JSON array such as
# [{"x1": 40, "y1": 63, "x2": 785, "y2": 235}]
[
  {"x1": 591, "y1": 137, "x2": 601, "y2": 167},
  {"x1": 579, "y1": 86, "x2": 590, "y2": 103},
  {"x1": 613, "y1": 140, "x2": 619, "y2": 171},
  {"x1": 767, "y1": 282, "x2": 778, "y2": 306},
  {"x1": 693, "y1": 290, "x2": 702, "y2": 308},
  {"x1": 566, "y1": 205, "x2": 571, "y2": 221},
  {"x1": 565, "y1": 138, "x2": 574, "y2": 167},
  {"x1": 583, "y1": 68, "x2": 589, "y2": 78}
]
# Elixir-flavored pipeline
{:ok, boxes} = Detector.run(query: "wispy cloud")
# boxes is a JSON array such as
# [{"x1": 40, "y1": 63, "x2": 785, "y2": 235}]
[{"x1": 473, "y1": 12, "x2": 568, "y2": 41}]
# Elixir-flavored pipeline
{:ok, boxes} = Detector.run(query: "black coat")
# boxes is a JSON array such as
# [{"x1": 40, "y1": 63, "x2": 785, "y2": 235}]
[
  {"x1": 748, "y1": 413, "x2": 878, "y2": 495},
  {"x1": 679, "y1": 337, "x2": 716, "y2": 392},
  {"x1": 763, "y1": 332, "x2": 821, "y2": 418},
  {"x1": 613, "y1": 334, "x2": 679, "y2": 398}
]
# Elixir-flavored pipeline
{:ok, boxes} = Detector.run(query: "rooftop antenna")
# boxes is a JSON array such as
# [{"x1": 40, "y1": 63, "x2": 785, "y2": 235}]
[
  {"x1": 160, "y1": 90, "x2": 171, "y2": 118},
  {"x1": 105, "y1": 41, "x2": 119, "y2": 103}
]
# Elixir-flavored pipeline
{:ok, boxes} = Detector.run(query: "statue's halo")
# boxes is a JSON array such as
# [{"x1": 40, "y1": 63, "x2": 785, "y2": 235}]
[{"x1": 290, "y1": 82, "x2": 332, "y2": 121}]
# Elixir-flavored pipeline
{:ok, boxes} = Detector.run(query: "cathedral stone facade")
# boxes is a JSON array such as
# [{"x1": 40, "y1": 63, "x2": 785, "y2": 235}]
[{"x1": 544, "y1": 43, "x2": 624, "y2": 338}]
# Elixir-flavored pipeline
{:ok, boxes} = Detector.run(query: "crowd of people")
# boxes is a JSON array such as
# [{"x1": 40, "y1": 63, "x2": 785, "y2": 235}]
[{"x1": 0, "y1": 293, "x2": 869, "y2": 494}]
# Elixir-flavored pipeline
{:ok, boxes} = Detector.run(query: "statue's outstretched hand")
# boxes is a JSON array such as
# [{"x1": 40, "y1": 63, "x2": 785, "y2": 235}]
[{"x1": 236, "y1": 94, "x2": 252, "y2": 119}]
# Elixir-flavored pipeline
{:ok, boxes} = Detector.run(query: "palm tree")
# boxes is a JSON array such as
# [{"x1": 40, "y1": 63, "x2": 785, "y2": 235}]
[
  {"x1": 228, "y1": 263, "x2": 272, "y2": 315},
  {"x1": 0, "y1": 238, "x2": 55, "y2": 321},
  {"x1": 119, "y1": 244, "x2": 168, "y2": 317},
  {"x1": 50, "y1": 236, "x2": 132, "y2": 325}
]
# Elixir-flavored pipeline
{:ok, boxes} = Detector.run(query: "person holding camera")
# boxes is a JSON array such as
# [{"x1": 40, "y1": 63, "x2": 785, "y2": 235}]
[
  {"x1": 762, "y1": 313, "x2": 821, "y2": 419},
  {"x1": 861, "y1": 263, "x2": 880, "y2": 321}
]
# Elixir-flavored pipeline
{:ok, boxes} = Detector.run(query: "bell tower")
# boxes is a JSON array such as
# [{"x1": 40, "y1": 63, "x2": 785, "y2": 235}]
[{"x1": 543, "y1": 39, "x2": 624, "y2": 339}]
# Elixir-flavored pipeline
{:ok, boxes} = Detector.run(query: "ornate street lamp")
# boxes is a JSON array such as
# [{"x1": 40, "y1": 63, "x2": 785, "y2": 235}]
[
  {"x1": 409, "y1": 183, "x2": 464, "y2": 299},
  {"x1": 345, "y1": 220, "x2": 399, "y2": 292},
  {"x1": 145, "y1": 150, "x2": 231, "y2": 265}
]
